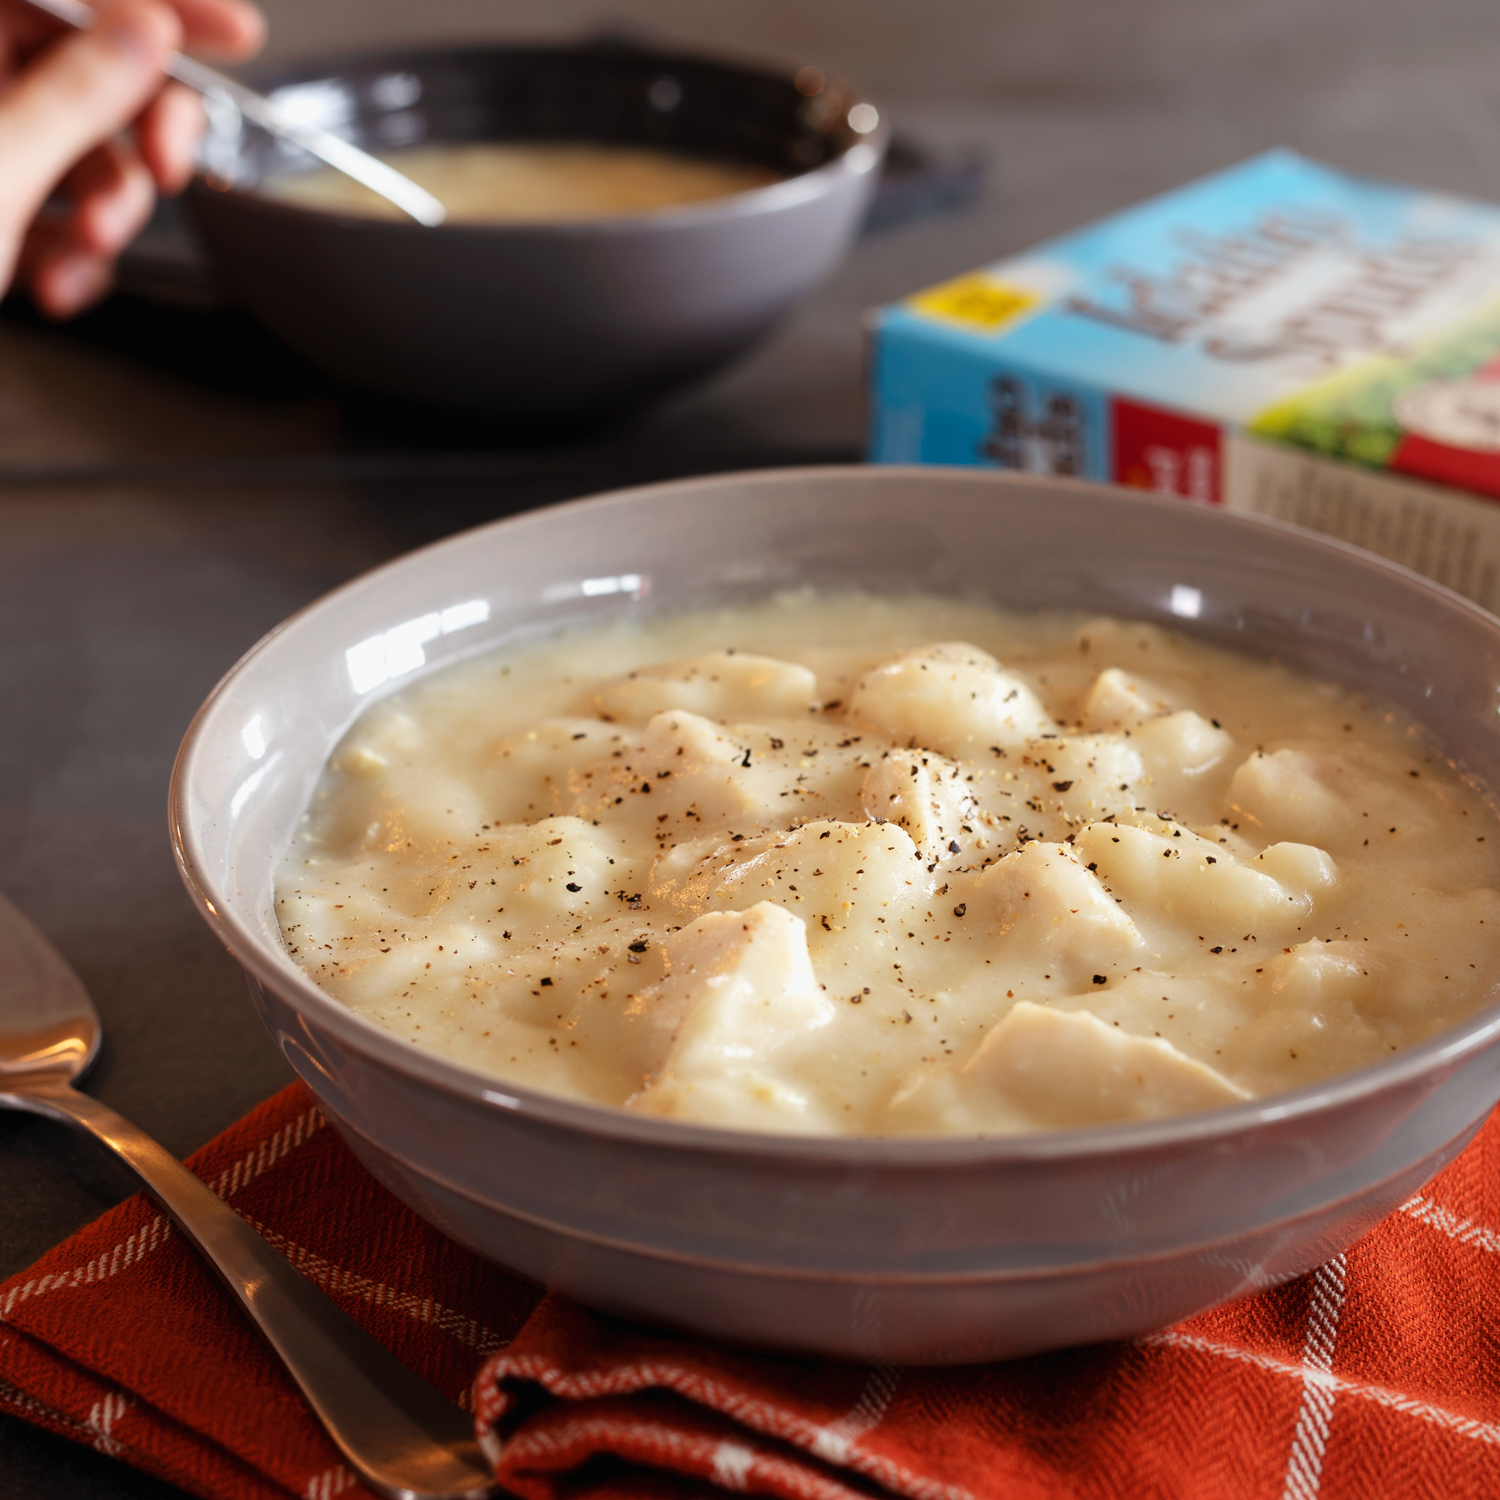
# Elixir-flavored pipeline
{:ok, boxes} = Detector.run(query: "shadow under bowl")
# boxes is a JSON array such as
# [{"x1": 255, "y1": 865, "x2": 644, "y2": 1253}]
[
  {"x1": 170, "y1": 467, "x2": 1500, "y2": 1363},
  {"x1": 185, "y1": 42, "x2": 885, "y2": 417}
]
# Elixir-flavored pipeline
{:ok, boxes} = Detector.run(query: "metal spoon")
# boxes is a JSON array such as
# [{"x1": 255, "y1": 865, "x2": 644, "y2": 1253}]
[
  {"x1": 18, "y1": 0, "x2": 446, "y2": 225},
  {"x1": 0, "y1": 891, "x2": 493, "y2": 1500}
]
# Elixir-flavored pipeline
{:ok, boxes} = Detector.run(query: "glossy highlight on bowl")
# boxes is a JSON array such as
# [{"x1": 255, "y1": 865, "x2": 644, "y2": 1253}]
[{"x1": 170, "y1": 468, "x2": 1500, "y2": 1363}]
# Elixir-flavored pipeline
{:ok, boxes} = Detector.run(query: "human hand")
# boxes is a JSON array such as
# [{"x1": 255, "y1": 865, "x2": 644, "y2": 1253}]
[{"x1": 0, "y1": 0, "x2": 263, "y2": 316}]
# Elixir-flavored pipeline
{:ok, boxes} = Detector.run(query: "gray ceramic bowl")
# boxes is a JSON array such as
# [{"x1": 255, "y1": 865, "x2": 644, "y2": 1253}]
[
  {"x1": 187, "y1": 42, "x2": 884, "y2": 416},
  {"x1": 170, "y1": 467, "x2": 1500, "y2": 1364}
]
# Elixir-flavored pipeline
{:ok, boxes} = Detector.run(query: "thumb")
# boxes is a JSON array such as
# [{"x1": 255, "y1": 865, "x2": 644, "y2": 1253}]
[{"x1": 0, "y1": 0, "x2": 180, "y2": 227}]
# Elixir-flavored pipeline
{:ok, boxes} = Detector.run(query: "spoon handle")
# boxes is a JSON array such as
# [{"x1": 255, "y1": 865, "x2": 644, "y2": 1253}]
[{"x1": 10, "y1": 1077, "x2": 495, "y2": 1500}]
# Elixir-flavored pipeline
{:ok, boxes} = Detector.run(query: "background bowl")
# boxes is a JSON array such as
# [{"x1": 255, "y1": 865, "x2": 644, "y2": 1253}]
[
  {"x1": 186, "y1": 42, "x2": 884, "y2": 416},
  {"x1": 170, "y1": 467, "x2": 1500, "y2": 1364}
]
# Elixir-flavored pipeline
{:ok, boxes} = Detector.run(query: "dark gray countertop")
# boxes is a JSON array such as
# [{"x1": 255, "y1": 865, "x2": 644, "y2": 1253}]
[{"x1": 7, "y1": 0, "x2": 1500, "y2": 1492}]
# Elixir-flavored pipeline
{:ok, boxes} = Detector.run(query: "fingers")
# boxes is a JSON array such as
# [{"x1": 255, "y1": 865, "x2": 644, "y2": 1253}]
[
  {"x1": 136, "y1": 78, "x2": 202, "y2": 191},
  {"x1": 18, "y1": 136, "x2": 154, "y2": 316},
  {"x1": 0, "y1": 0, "x2": 261, "y2": 77},
  {"x1": 66, "y1": 137, "x2": 156, "y2": 253},
  {"x1": 0, "y1": 0, "x2": 263, "y2": 202},
  {"x1": 136, "y1": 0, "x2": 265, "y2": 191},
  {"x1": 0, "y1": 0, "x2": 265, "y2": 312},
  {"x1": 165, "y1": 0, "x2": 263, "y2": 59},
  {"x1": 0, "y1": 0, "x2": 180, "y2": 227},
  {"x1": 19, "y1": 221, "x2": 115, "y2": 317}
]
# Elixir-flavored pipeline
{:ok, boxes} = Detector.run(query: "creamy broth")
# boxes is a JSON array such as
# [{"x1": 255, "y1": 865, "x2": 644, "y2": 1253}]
[
  {"x1": 276, "y1": 593, "x2": 1500, "y2": 1135},
  {"x1": 260, "y1": 142, "x2": 783, "y2": 223}
]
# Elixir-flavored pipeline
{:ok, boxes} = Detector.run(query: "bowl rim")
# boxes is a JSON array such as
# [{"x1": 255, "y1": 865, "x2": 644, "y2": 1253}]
[
  {"x1": 198, "y1": 37, "x2": 888, "y2": 236},
  {"x1": 169, "y1": 464, "x2": 1500, "y2": 1165}
]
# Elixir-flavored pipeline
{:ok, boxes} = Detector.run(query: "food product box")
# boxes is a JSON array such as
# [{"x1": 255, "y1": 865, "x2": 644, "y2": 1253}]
[{"x1": 867, "y1": 149, "x2": 1500, "y2": 609}]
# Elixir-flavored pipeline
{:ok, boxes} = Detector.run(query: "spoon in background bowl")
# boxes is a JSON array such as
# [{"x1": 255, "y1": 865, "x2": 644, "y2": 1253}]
[
  {"x1": 0, "y1": 891, "x2": 493, "y2": 1500},
  {"x1": 18, "y1": 0, "x2": 446, "y2": 225}
]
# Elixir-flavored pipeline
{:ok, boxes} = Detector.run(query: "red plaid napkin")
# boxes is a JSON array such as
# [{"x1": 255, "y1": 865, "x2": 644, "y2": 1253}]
[{"x1": 2, "y1": 1080, "x2": 1499, "y2": 1500}]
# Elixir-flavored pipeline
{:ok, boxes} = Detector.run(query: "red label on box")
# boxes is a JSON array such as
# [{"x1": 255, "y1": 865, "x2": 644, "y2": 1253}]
[
  {"x1": 1390, "y1": 433, "x2": 1500, "y2": 501},
  {"x1": 1112, "y1": 398, "x2": 1223, "y2": 504}
]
